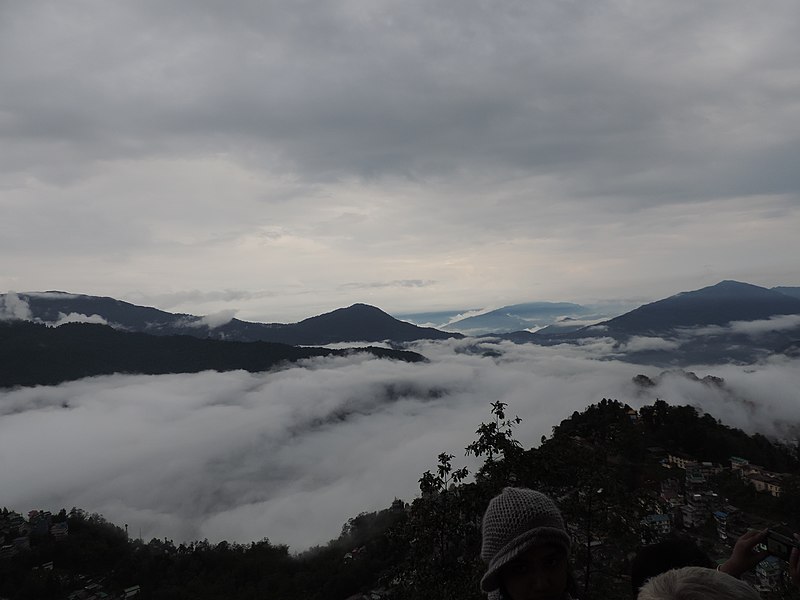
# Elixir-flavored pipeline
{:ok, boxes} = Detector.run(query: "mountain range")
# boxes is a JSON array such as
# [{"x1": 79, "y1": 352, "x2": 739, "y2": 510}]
[
  {"x1": 2, "y1": 280, "x2": 800, "y2": 380},
  {"x1": 396, "y1": 301, "x2": 622, "y2": 334},
  {"x1": 523, "y1": 281, "x2": 800, "y2": 365},
  {"x1": 1, "y1": 292, "x2": 459, "y2": 345},
  {"x1": 441, "y1": 301, "x2": 594, "y2": 335}
]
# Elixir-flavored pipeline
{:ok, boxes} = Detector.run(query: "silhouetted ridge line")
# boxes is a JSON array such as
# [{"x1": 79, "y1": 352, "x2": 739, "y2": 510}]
[{"x1": 0, "y1": 321, "x2": 426, "y2": 388}]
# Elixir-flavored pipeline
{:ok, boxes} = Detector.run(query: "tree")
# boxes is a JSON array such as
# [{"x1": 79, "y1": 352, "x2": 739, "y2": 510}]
[{"x1": 466, "y1": 401, "x2": 523, "y2": 487}]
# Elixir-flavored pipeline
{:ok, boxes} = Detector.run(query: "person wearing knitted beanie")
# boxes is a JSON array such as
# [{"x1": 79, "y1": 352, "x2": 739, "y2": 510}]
[{"x1": 481, "y1": 487, "x2": 573, "y2": 600}]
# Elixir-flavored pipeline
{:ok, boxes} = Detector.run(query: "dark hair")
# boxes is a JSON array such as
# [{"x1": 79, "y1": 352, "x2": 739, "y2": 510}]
[{"x1": 630, "y1": 538, "x2": 714, "y2": 596}]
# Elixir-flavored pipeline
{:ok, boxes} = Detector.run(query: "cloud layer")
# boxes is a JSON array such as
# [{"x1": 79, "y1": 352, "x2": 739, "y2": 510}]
[
  {"x1": 687, "y1": 314, "x2": 800, "y2": 337},
  {"x1": 0, "y1": 292, "x2": 32, "y2": 321},
  {"x1": 2, "y1": 340, "x2": 798, "y2": 551}
]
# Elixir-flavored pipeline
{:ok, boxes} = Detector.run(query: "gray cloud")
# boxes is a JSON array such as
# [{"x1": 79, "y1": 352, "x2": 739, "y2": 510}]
[
  {"x1": 0, "y1": 294, "x2": 109, "y2": 327},
  {"x1": 174, "y1": 309, "x2": 240, "y2": 329},
  {"x1": 0, "y1": 292, "x2": 32, "y2": 321},
  {"x1": 2, "y1": 340, "x2": 798, "y2": 550},
  {"x1": 3, "y1": 1, "x2": 798, "y2": 195},
  {"x1": 620, "y1": 336, "x2": 682, "y2": 353},
  {"x1": 52, "y1": 312, "x2": 108, "y2": 327},
  {"x1": 340, "y1": 280, "x2": 437, "y2": 290},
  {"x1": 197, "y1": 309, "x2": 238, "y2": 329},
  {"x1": 632, "y1": 358, "x2": 800, "y2": 439},
  {"x1": 684, "y1": 314, "x2": 800, "y2": 338},
  {"x1": 0, "y1": 0, "x2": 798, "y2": 319},
  {"x1": 127, "y1": 290, "x2": 279, "y2": 310}
]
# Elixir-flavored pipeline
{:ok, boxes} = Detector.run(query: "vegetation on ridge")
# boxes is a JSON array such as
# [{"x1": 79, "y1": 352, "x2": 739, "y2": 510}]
[{"x1": 0, "y1": 320, "x2": 425, "y2": 388}]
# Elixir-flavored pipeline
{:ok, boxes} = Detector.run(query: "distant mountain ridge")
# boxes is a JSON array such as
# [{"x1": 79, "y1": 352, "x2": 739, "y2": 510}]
[
  {"x1": 0, "y1": 292, "x2": 460, "y2": 345},
  {"x1": 399, "y1": 300, "x2": 636, "y2": 334},
  {"x1": 441, "y1": 301, "x2": 593, "y2": 334}
]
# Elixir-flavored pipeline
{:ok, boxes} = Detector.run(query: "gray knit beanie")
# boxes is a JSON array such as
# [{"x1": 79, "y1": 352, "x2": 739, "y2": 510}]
[{"x1": 480, "y1": 487, "x2": 571, "y2": 593}]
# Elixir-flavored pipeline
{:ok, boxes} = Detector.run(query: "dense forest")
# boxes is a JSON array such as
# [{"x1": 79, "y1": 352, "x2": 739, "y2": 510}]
[
  {"x1": 2, "y1": 398, "x2": 799, "y2": 599},
  {"x1": 0, "y1": 321, "x2": 424, "y2": 388}
]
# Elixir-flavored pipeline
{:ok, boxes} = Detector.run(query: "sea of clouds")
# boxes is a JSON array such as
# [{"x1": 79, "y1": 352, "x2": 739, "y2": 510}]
[{"x1": 2, "y1": 338, "x2": 799, "y2": 551}]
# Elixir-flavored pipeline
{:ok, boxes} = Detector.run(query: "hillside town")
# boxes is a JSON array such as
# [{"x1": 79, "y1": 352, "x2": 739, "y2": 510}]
[
  {"x1": 0, "y1": 509, "x2": 139, "y2": 600},
  {"x1": 1, "y1": 509, "x2": 69, "y2": 560},
  {"x1": 633, "y1": 450, "x2": 795, "y2": 594}
]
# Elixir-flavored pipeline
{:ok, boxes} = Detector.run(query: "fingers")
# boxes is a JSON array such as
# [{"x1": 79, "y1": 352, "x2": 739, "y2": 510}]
[
  {"x1": 740, "y1": 529, "x2": 761, "y2": 540},
  {"x1": 736, "y1": 528, "x2": 767, "y2": 553},
  {"x1": 790, "y1": 534, "x2": 800, "y2": 586},
  {"x1": 741, "y1": 528, "x2": 767, "y2": 543},
  {"x1": 723, "y1": 528, "x2": 770, "y2": 578}
]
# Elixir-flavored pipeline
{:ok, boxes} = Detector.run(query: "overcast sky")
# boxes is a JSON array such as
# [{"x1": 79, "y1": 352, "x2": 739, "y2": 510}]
[
  {"x1": 2, "y1": 1, "x2": 799, "y2": 322},
  {"x1": 3, "y1": 340, "x2": 798, "y2": 550}
]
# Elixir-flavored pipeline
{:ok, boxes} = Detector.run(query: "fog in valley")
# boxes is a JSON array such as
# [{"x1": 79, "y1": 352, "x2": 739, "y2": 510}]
[{"x1": 2, "y1": 339, "x2": 799, "y2": 551}]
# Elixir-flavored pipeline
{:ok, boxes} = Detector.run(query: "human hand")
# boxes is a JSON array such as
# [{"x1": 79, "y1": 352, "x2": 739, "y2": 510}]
[
  {"x1": 718, "y1": 528, "x2": 768, "y2": 578},
  {"x1": 789, "y1": 534, "x2": 800, "y2": 586}
]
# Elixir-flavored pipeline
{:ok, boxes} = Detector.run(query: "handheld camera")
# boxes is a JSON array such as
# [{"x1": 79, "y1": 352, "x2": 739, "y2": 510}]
[{"x1": 765, "y1": 529, "x2": 800, "y2": 561}]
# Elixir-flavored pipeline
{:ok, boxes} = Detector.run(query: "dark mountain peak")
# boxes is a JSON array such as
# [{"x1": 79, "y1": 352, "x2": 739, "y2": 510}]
[
  {"x1": 677, "y1": 280, "x2": 772, "y2": 298},
  {"x1": 292, "y1": 303, "x2": 458, "y2": 343},
  {"x1": 348, "y1": 303, "x2": 382, "y2": 310},
  {"x1": 337, "y1": 303, "x2": 389, "y2": 316},
  {"x1": 599, "y1": 280, "x2": 800, "y2": 335},
  {"x1": 716, "y1": 279, "x2": 754, "y2": 287},
  {"x1": 297, "y1": 303, "x2": 394, "y2": 326}
]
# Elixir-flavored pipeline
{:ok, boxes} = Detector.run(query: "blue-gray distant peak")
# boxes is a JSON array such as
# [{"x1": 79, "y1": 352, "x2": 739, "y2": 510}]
[{"x1": 445, "y1": 301, "x2": 592, "y2": 334}]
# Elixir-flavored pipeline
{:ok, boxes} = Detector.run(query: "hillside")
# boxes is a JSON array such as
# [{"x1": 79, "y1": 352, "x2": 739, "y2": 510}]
[
  {"x1": 3, "y1": 398, "x2": 799, "y2": 600},
  {"x1": 597, "y1": 281, "x2": 800, "y2": 335},
  {"x1": 774, "y1": 287, "x2": 800, "y2": 300},
  {"x1": 0, "y1": 321, "x2": 425, "y2": 388}
]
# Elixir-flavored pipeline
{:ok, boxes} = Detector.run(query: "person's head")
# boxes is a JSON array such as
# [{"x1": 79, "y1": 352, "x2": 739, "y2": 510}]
[
  {"x1": 637, "y1": 566, "x2": 760, "y2": 600},
  {"x1": 630, "y1": 538, "x2": 714, "y2": 596},
  {"x1": 480, "y1": 487, "x2": 571, "y2": 600}
]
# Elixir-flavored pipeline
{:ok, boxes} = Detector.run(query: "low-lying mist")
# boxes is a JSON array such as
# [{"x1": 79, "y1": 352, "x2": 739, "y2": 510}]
[{"x1": 2, "y1": 338, "x2": 799, "y2": 551}]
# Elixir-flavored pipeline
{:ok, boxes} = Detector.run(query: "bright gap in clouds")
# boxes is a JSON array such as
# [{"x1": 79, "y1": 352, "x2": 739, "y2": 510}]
[{"x1": 2, "y1": 340, "x2": 799, "y2": 551}]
